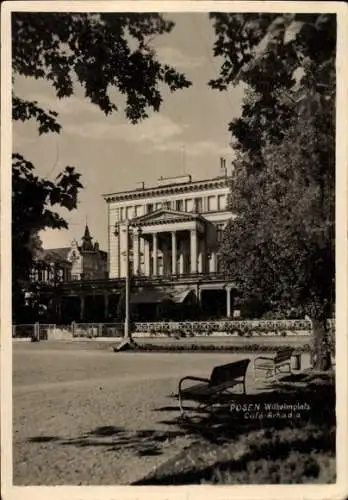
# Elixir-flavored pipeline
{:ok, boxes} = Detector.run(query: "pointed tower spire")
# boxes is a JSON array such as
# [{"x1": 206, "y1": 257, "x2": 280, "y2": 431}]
[{"x1": 81, "y1": 223, "x2": 94, "y2": 251}]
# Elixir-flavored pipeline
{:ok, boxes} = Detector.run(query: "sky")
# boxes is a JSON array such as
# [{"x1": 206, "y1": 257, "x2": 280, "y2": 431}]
[{"x1": 13, "y1": 12, "x2": 245, "y2": 251}]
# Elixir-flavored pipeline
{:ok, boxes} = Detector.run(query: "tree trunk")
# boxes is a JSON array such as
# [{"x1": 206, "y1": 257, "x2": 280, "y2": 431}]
[{"x1": 311, "y1": 317, "x2": 332, "y2": 371}]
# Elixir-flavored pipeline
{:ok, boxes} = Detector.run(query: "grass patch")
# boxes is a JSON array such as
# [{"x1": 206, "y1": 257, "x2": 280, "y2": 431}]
[
  {"x1": 208, "y1": 426, "x2": 335, "y2": 484},
  {"x1": 140, "y1": 426, "x2": 335, "y2": 485}
]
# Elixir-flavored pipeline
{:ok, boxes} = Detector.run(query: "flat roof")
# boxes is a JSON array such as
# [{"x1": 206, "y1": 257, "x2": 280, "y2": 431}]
[{"x1": 103, "y1": 175, "x2": 230, "y2": 200}]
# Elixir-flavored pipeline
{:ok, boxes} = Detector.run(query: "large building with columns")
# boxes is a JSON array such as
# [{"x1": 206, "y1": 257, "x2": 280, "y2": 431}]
[
  {"x1": 105, "y1": 174, "x2": 232, "y2": 279},
  {"x1": 99, "y1": 174, "x2": 239, "y2": 320},
  {"x1": 34, "y1": 174, "x2": 239, "y2": 323}
]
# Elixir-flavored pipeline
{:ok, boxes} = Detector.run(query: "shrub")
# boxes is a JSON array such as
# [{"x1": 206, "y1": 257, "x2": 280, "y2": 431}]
[{"x1": 130, "y1": 343, "x2": 312, "y2": 353}]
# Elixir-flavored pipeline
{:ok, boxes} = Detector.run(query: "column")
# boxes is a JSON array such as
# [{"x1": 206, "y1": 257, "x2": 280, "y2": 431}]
[
  {"x1": 226, "y1": 286, "x2": 231, "y2": 318},
  {"x1": 80, "y1": 296, "x2": 85, "y2": 321},
  {"x1": 104, "y1": 293, "x2": 109, "y2": 320},
  {"x1": 197, "y1": 252, "x2": 203, "y2": 273},
  {"x1": 179, "y1": 247, "x2": 184, "y2": 274},
  {"x1": 152, "y1": 233, "x2": 158, "y2": 275},
  {"x1": 139, "y1": 235, "x2": 145, "y2": 274},
  {"x1": 198, "y1": 238, "x2": 204, "y2": 273},
  {"x1": 178, "y1": 237, "x2": 185, "y2": 274},
  {"x1": 144, "y1": 238, "x2": 150, "y2": 276},
  {"x1": 133, "y1": 232, "x2": 140, "y2": 275},
  {"x1": 211, "y1": 251, "x2": 217, "y2": 273},
  {"x1": 190, "y1": 229, "x2": 198, "y2": 273},
  {"x1": 171, "y1": 231, "x2": 177, "y2": 275}
]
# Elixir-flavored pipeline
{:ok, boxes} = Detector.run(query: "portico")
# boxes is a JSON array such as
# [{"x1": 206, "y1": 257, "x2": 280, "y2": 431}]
[{"x1": 125, "y1": 210, "x2": 210, "y2": 277}]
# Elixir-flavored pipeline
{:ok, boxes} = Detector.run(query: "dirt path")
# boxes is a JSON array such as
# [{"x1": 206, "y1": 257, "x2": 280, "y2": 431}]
[{"x1": 13, "y1": 348, "x2": 263, "y2": 485}]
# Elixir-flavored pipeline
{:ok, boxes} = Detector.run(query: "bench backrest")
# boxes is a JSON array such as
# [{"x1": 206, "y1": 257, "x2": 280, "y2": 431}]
[
  {"x1": 275, "y1": 348, "x2": 294, "y2": 364},
  {"x1": 209, "y1": 359, "x2": 250, "y2": 386}
]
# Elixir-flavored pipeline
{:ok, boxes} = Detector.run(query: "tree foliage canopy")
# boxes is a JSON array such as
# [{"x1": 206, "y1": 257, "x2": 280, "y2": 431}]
[
  {"x1": 210, "y1": 13, "x2": 335, "y2": 320},
  {"x1": 12, "y1": 12, "x2": 191, "y2": 320},
  {"x1": 13, "y1": 12, "x2": 191, "y2": 125}
]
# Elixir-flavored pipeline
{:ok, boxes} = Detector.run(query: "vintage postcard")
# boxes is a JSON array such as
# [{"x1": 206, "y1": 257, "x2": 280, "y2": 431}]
[{"x1": 1, "y1": 1, "x2": 347, "y2": 500}]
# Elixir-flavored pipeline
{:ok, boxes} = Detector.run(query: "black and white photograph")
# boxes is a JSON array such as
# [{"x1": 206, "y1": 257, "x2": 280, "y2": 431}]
[{"x1": 1, "y1": 1, "x2": 347, "y2": 498}]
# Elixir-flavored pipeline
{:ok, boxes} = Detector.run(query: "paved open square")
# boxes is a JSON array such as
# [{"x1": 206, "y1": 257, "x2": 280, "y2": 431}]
[{"x1": 13, "y1": 342, "x2": 271, "y2": 485}]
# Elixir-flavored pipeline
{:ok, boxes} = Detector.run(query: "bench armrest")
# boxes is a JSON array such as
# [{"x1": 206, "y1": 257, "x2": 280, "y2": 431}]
[{"x1": 178, "y1": 376, "x2": 210, "y2": 393}]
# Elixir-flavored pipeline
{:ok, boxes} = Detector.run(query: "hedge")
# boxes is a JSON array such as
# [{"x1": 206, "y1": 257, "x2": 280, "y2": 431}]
[{"x1": 117, "y1": 343, "x2": 312, "y2": 353}]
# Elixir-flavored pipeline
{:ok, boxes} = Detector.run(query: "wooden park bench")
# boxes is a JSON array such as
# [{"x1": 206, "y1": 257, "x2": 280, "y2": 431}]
[
  {"x1": 178, "y1": 358, "x2": 250, "y2": 418},
  {"x1": 254, "y1": 347, "x2": 294, "y2": 380}
]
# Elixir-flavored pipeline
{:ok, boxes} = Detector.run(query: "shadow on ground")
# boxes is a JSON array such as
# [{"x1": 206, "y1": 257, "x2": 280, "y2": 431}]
[
  {"x1": 27, "y1": 425, "x2": 187, "y2": 458},
  {"x1": 134, "y1": 370, "x2": 336, "y2": 484},
  {"x1": 26, "y1": 370, "x2": 335, "y2": 484}
]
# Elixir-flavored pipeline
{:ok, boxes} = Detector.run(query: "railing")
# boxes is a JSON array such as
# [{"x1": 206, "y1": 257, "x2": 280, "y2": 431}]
[
  {"x1": 58, "y1": 271, "x2": 228, "y2": 288},
  {"x1": 12, "y1": 324, "x2": 35, "y2": 338},
  {"x1": 133, "y1": 319, "x2": 315, "y2": 337},
  {"x1": 12, "y1": 323, "x2": 56, "y2": 340},
  {"x1": 12, "y1": 319, "x2": 336, "y2": 340},
  {"x1": 71, "y1": 322, "x2": 124, "y2": 338}
]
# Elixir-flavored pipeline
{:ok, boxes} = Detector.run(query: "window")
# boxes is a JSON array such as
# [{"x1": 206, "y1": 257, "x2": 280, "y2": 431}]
[
  {"x1": 207, "y1": 196, "x2": 217, "y2": 211},
  {"x1": 185, "y1": 199, "x2": 193, "y2": 212},
  {"x1": 218, "y1": 194, "x2": 227, "y2": 211},
  {"x1": 114, "y1": 207, "x2": 120, "y2": 221},
  {"x1": 135, "y1": 205, "x2": 142, "y2": 217},
  {"x1": 163, "y1": 201, "x2": 171, "y2": 209},
  {"x1": 175, "y1": 199, "x2": 184, "y2": 211},
  {"x1": 126, "y1": 206, "x2": 133, "y2": 219},
  {"x1": 147, "y1": 203, "x2": 154, "y2": 213},
  {"x1": 155, "y1": 202, "x2": 162, "y2": 210},
  {"x1": 120, "y1": 207, "x2": 125, "y2": 220},
  {"x1": 194, "y1": 197, "x2": 203, "y2": 212}
]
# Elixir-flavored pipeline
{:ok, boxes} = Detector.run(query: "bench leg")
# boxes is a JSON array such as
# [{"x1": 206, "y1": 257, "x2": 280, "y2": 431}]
[
  {"x1": 178, "y1": 391, "x2": 185, "y2": 416},
  {"x1": 178, "y1": 393, "x2": 213, "y2": 420}
]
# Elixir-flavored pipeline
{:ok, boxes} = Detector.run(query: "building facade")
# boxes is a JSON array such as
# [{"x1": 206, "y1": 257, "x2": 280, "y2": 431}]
[
  {"x1": 67, "y1": 225, "x2": 108, "y2": 280},
  {"x1": 21, "y1": 226, "x2": 108, "y2": 323},
  {"x1": 104, "y1": 175, "x2": 233, "y2": 279},
  {"x1": 29, "y1": 175, "x2": 239, "y2": 323},
  {"x1": 30, "y1": 248, "x2": 72, "y2": 285},
  {"x1": 30, "y1": 225, "x2": 108, "y2": 284}
]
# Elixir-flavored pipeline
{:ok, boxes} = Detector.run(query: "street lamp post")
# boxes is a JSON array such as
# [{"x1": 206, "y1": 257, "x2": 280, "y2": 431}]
[
  {"x1": 114, "y1": 220, "x2": 141, "y2": 350},
  {"x1": 124, "y1": 219, "x2": 130, "y2": 340}
]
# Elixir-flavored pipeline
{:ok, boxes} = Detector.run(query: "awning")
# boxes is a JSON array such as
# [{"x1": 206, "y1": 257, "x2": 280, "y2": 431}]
[
  {"x1": 171, "y1": 288, "x2": 195, "y2": 304},
  {"x1": 130, "y1": 289, "x2": 173, "y2": 305}
]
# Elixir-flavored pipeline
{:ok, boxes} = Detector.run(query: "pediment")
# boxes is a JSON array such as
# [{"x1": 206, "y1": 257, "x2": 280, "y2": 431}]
[{"x1": 131, "y1": 209, "x2": 202, "y2": 226}]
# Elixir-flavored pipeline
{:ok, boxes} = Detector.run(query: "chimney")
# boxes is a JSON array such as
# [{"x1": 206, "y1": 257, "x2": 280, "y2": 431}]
[{"x1": 220, "y1": 157, "x2": 227, "y2": 176}]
